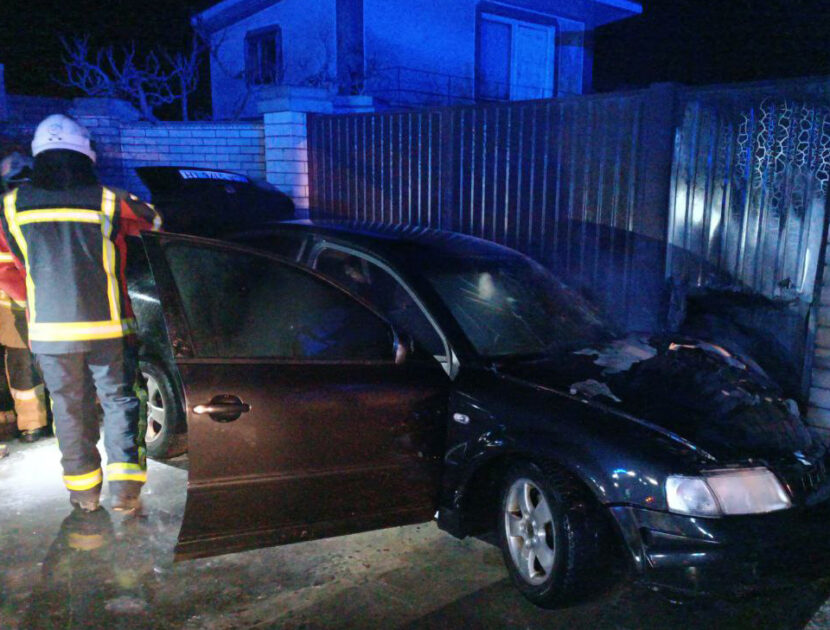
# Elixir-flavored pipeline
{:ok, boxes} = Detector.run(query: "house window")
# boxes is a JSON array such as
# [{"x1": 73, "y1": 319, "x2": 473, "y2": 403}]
[
  {"x1": 477, "y1": 12, "x2": 556, "y2": 101},
  {"x1": 245, "y1": 26, "x2": 283, "y2": 85}
]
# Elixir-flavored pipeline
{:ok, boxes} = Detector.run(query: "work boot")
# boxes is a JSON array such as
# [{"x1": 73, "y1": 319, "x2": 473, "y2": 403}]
[
  {"x1": 110, "y1": 479, "x2": 143, "y2": 513},
  {"x1": 0, "y1": 443, "x2": 8, "y2": 458},
  {"x1": 69, "y1": 489, "x2": 101, "y2": 513},
  {"x1": 112, "y1": 494, "x2": 142, "y2": 513},
  {"x1": 19, "y1": 427, "x2": 47, "y2": 443}
]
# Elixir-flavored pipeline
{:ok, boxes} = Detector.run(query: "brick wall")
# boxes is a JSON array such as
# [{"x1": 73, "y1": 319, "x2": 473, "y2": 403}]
[
  {"x1": 2, "y1": 95, "x2": 314, "y2": 214},
  {"x1": 118, "y1": 122, "x2": 266, "y2": 198},
  {"x1": 6, "y1": 95, "x2": 72, "y2": 124},
  {"x1": 0, "y1": 94, "x2": 72, "y2": 147},
  {"x1": 1, "y1": 97, "x2": 268, "y2": 200},
  {"x1": 74, "y1": 114, "x2": 130, "y2": 190}
]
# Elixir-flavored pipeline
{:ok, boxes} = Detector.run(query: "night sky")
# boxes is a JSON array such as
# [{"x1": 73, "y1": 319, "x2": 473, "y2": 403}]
[
  {"x1": 1, "y1": 0, "x2": 828, "y2": 102},
  {"x1": 0, "y1": 0, "x2": 214, "y2": 96},
  {"x1": 594, "y1": 0, "x2": 830, "y2": 91}
]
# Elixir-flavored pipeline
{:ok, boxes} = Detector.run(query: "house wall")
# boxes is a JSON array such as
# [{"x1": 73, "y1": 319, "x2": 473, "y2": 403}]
[
  {"x1": 206, "y1": 0, "x2": 591, "y2": 118},
  {"x1": 363, "y1": 0, "x2": 587, "y2": 102},
  {"x1": 209, "y1": 0, "x2": 337, "y2": 120}
]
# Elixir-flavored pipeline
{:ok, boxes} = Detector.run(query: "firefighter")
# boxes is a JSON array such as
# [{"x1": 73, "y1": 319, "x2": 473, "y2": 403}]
[
  {"x1": 0, "y1": 114, "x2": 162, "y2": 512},
  {"x1": 0, "y1": 151, "x2": 49, "y2": 447}
]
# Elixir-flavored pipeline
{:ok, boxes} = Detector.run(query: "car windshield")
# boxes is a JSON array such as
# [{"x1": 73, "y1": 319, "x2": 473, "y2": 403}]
[{"x1": 422, "y1": 252, "x2": 615, "y2": 359}]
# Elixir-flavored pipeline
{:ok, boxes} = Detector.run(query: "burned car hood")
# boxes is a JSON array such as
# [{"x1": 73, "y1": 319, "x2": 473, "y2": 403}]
[{"x1": 496, "y1": 334, "x2": 817, "y2": 462}]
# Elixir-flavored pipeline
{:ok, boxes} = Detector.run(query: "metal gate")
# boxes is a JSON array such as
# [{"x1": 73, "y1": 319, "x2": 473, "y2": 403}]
[
  {"x1": 668, "y1": 97, "x2": 830, "y2": 301},
  {"x1": 666, "y1": 84, "x2": 830, "y2": 400}
]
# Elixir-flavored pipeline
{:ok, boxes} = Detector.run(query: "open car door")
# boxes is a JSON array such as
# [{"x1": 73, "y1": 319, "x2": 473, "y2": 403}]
[{"x1": 140, "y1": 232, "x2": 449, "y2": 560}]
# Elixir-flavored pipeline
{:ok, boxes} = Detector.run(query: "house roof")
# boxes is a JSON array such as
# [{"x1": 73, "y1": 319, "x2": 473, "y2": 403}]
[
  {"x1": 193, "y1": 0, "x2": 641, "y2": 33},
  {"x1": 192, "y1": 0, "x2": 284, "y2": 33},
  {"x1": 592, "y1": 0, "x2": 642, "y2": 26}
]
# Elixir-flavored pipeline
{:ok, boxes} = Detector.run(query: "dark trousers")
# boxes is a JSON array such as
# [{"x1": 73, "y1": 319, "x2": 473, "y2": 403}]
[{"x1": 36, "y1": 340, "x2": 145, "y2": 503}]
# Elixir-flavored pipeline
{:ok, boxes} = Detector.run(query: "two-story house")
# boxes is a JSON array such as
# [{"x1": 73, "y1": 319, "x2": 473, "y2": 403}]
[{"x1": 195, "y1": 0, "x2": 641, "y2": 119}]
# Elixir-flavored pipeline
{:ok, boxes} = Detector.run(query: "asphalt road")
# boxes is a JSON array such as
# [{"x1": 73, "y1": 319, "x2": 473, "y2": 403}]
[{"x1": 3, "y1": 437, "x2": 830, "y2": 629}]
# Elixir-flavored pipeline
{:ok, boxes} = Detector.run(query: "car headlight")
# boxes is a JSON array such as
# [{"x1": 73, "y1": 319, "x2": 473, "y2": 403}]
[{"x1": 666, "y1": 467, "x2": 791, "y2": 517}]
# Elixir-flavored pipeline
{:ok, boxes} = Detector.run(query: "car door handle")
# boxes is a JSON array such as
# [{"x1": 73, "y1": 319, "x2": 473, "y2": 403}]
[{"x1": 193, "y1": 395, "x2": 251, "y2": 423}]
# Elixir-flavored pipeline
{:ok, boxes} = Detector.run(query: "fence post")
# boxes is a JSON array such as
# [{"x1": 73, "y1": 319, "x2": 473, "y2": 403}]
[
  {"x1": 259, "y1": 88, "x2": 336, "y2": 218},
  {"x1": 264, "y1": 111, "x2": 310, "y2": 216},
  {"x1": 635, "y1": 82, "x2": 680, "y2": 241}
]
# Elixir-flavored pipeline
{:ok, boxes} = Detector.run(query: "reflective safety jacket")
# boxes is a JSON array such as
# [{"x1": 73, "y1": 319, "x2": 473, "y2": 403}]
[{"x1": 0, "y1": 184, "x2": 162, "y2": 353}]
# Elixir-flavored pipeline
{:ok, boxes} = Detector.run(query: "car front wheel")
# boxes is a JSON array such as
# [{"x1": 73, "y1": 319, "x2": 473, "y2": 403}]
[
  {"x1": 139, "y1": 361, "x2": 187, "y2": 460},
  {"x1": 497, "y1": 461, "x2": 608, "y2": 608}
]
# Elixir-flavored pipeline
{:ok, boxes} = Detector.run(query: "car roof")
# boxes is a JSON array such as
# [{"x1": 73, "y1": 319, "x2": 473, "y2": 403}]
[{"x1": 237, "y1": 219, "x2": 526, "y2": 263}]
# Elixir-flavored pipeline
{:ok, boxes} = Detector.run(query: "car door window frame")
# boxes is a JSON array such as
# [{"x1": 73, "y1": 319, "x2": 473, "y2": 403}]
[
  {"x1": 143, "y1": 233, "x2": 399, "y2": 365},
  {"x1": 309, "y1": 241, "x2": 458, "y2": 377},
  {"x1": 230, "y1": 230, "x2": 312, "y2": 264}
]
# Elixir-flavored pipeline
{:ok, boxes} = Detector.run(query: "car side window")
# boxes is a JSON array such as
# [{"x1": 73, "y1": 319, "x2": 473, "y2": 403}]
[
  {"x1": 232, "y1": 232, "x2": 309, "y2": 262},
  {"x1": 314, "y1": 248, "x2": 445, "y2": 357},
  {"x1": 162, "y1": 242, "x2": 394, "y2": 361}
]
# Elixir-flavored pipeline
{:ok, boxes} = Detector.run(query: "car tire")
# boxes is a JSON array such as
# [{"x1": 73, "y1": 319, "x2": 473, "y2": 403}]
[
  {"x1": 139, "y1": 361, "x2": 187, "y2": 460},
  {"x1": 497, "y1": 461, "x2": 608, "y2": 608}
]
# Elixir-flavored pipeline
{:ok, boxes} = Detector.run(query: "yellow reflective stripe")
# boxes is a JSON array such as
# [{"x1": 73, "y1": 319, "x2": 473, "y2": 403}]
[
  {"x1": 64, "y1": 468, "x2": 103, "y2": 491},
  {"x1": 107, "y1": 462, "x2": 143, "y2": 472},
  {"x1": 3, "y1": 191, "x2": 34, "y2": 321},
  {"x1": 28, "y1": 318, "x2": 136, "y2": 342},
  {"x1": 107, "y1": 462, "x2": 145, "y2": 472},
  {"x1": 107, "y1": 462, "x2": 147, "y2": 482},
  {"x1": 15, "y1": 209, "x2": 103, "y2": 225},
  {"x1": 0, "y1": 252, "x2": 13, "y2": 263},
  {"x1": 108, "y1": 472, "x2": 148, "y2": 482},
  {"x1": 100, "y1": 189, "x2": 121, "y2": 322},
  {"x1": 0, "y1": 295, "x2": 25, "y2": 310}
]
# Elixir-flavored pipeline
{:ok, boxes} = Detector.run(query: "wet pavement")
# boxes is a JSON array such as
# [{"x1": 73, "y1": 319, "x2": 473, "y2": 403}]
[{"x1": 4, "y1": 436, "x2": 830, "y2": 629}]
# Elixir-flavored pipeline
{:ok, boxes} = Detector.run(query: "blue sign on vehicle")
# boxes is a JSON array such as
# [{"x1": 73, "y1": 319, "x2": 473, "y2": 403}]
[{"x1": 179, "y1": 169, "x2": 249, "y2": 183}]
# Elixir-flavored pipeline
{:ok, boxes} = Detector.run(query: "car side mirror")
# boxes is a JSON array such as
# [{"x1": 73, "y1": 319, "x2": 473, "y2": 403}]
[{"x1": 394, "y1": 331, "x2": 413, "y2": 365}]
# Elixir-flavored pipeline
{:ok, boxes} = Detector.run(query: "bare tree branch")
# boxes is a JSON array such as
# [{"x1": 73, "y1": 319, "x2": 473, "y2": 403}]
[
  {"x1": 58, "y1": 36, "x2": 117, "y2": 98},
  {"x1": 55, "y1": 35, "x2": 203, "y2": 122},
  {"x1": 164, "y1": 35, "x2": 206, "y2": 121}
]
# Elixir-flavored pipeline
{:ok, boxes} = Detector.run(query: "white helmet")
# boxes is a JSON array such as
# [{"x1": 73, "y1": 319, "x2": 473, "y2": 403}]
[{"x1": 31, "y1": 114, "x2": 97, "y2": 163}]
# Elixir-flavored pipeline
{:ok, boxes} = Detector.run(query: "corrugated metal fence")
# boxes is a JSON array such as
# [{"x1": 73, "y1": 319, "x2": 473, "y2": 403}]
[
  {"x1": 308, "y1": 88, "x2": 672, "y2": 331},
  {"x1": 309, "y1": 91, "x2": 651, "y2": 245}
]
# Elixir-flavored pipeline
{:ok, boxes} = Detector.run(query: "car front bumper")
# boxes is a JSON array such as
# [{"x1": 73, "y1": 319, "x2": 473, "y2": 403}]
[{"x1": 610, "y1": 500, "x2": 830, "y2": 596}]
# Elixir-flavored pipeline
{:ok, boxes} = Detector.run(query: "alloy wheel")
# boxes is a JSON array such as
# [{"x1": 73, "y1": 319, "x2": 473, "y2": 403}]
[
  {"x1": 142, "y1": 370, "x2": 166, "y2": 445},
  {"x1": 503, "y1": 477, "x2": 556, "y2": 585}
]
